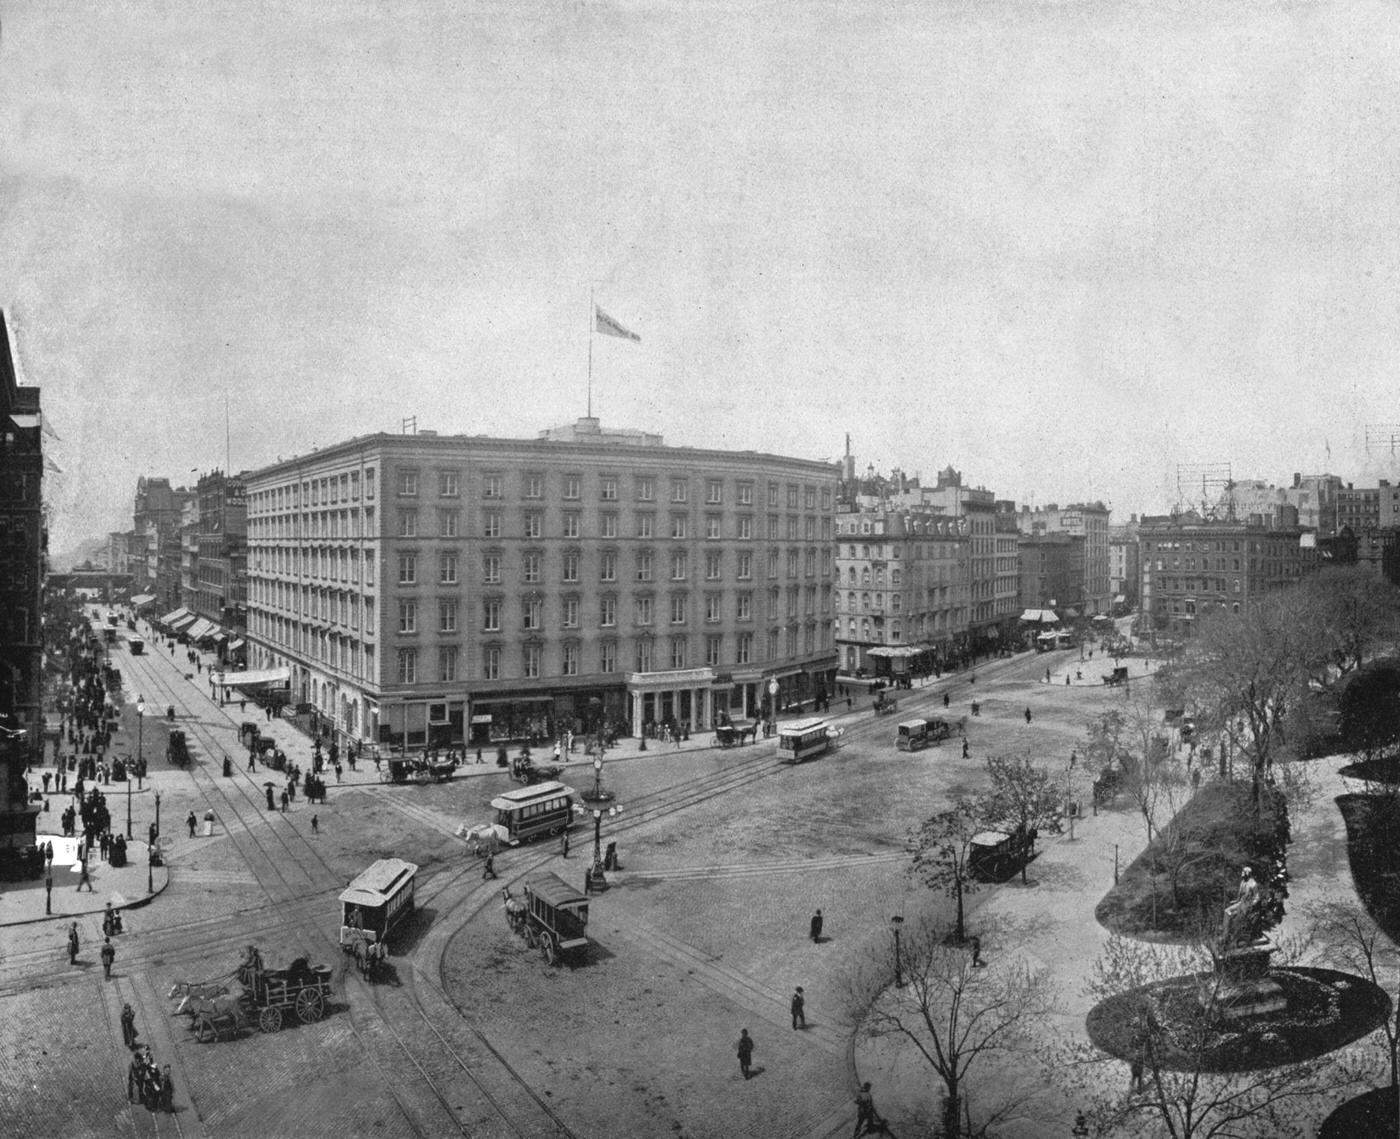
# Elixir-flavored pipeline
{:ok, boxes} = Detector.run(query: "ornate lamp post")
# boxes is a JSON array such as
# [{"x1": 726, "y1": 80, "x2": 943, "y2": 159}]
[
  {"x1": 891, "y1": 914, "x2": 905, "y2": 987},
  {"x1": 580, "y1": 755, "x2": 614, "y2": 803},
  {"x1": 590, "y1": 803, "x2": 622, "y2": 888},
  {"x1": 129, "y1": 697, "x2": 144, "y2": 839},
  {"x1": 154, "y1": 789, "x2": 162, "y2": 840}
]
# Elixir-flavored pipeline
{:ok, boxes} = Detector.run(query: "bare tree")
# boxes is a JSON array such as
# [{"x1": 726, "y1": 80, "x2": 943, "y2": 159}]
[
  {"x1": 1306, "y1": 901, "x2": 1400, "y2": 1126},
  {"x1": 848, "y1": 914, "x2": 1055, "y2": 1138},
  {"x1": 1059, "y1": 932, "x2": 1363, "y2": 1139},
  {"x1": 984, "y1": 753, "x2": 1061, "y2": 884},
  {"x1": 907, "y1": 798, "x2": 984, "y2": 944},
  {"x1": 1160, "y1": 595, "x2": 1305, "y2": 812}
]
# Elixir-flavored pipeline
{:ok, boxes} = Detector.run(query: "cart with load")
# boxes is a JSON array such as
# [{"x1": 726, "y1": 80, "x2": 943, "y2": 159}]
[
  {"x1": 872, "y1": 692, "x2": 899, "y2": 715},
  {"x1": 510, "y1": 753, "x2": 562, "y2": 785},
  {"x1": 236, "y1": 945, "x2": 333, "y2": 1033}
]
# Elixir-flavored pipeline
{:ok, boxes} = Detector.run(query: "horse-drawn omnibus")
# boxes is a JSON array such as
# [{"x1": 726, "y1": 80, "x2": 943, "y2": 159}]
[
  {"x1": 505, "y1": 873, "x2": 591, "y2": 965},
  {"x1": 895, "y1": 717, "x2": 954, "y2": 752},
  {"x1": 338, "y1": 858, "x2": 418, "y2": 952},
  {"x1": 777, "y1": 718, "x2": 834, "y2": 764},
  {"x1": 485, "y1": 781, "x2": 578, "y2": 846}
]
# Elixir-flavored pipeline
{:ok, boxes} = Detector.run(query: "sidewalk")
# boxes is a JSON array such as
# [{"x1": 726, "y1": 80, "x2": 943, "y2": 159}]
[{"x1": 0, "y1": 827, "x2": 169, "y2": 928}]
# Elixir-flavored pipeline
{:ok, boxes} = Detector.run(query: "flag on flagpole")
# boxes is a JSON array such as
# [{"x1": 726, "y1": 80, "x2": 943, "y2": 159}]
[{"x1": 595, "y1": 306, "x2": 640, "y2": 342}]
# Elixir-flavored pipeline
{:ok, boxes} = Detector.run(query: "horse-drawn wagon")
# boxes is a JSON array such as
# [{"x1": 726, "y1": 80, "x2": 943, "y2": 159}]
[
  {"x1": 510, "y1": 753, "x2": 562, "y2": 785},
  {"x1": 171, "y1": 945, "x2": 332, "y2": 1040},
  {"x1": 713, "y1": 721, "x2": 759, "y2": 748},
  {"x1": 504, "y1": 874, "x2": 590, "y2": 966},
  {"x1": 872, "y1": 693, "x2": 899, "y2": 716}
]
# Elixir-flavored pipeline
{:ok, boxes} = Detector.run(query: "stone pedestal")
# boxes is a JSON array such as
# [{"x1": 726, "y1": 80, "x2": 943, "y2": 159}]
[{"x1": 1204, "y1": 938, "x2": 1288, "y2": 1021}]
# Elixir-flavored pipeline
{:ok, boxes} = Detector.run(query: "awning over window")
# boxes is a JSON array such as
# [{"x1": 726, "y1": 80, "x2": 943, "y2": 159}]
[
  {"x1": 220, "y1": 667, "x2": 290, "y2": 688},
  {"x1": 1019, "y1": 608, "x2": 1058, "y2": 624},
  {"x1": 170, "y1": 613, "x2": 197, "y2": 631},
  {"x1": 227, "y1": 639, "x2": 246, "y2": 651},
  {"x1": 211, "y1": 632, "x2": 228, "y2": 642},
  {"x1": 130, "y1": 594, "x2": 155, "y2": 607},
  {"x1": 185, "y1": 618, "x2": 216, "y2": 639},
  {"x1": 159, "y1": 607, "x2": 190, "y2": 624},
  {"x1": 866, "y1": 645, "x2": 921, "y2": 659}
]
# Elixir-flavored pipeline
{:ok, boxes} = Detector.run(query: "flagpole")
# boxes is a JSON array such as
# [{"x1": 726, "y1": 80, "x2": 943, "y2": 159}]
[{"x1": 587, "y1": 286, "x2": 594, "y2": 419}]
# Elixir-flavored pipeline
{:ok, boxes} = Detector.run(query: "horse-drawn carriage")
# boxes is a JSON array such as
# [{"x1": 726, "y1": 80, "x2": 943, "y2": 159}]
[
  {"x1": 167, "y1": 729, "x2": 190, "y2": 767},
  {"x1": 713, "y1": 721, "x2": 759, "y2": 748},
  {"x1": 872, "y1": 693, "x2": 899, "y2": 716},
  {"x1": 171, "y1": 945, "x2": 332, "y2": 1040},
  {"x1": 503, "y1": 874, "x2": 591, "y2": 966},
  {"x1": 337, "y1": 859, "x2": 417, "y2": 983},
  {"x1": 510, "y1": 753, "x2": 562, "y2": 785}
]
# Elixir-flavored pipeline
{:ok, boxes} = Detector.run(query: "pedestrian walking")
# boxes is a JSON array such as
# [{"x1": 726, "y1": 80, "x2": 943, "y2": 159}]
[
  {"x1": 791, "y1": 986, "x2": 806, "y2": 1029},
  {"x1": 482, "y1": 852, "x2": 497, "y2": 880},
  {"x1": 736, "y1": 1028, "x2": 755, "y2": 1080},
  {"x1": 942, "y1": 692, "x2": 949, "y2": 708},
  {"x1": 186, "y1": 811, "x2": 196, "y2": 839},
  {"x1": 810, "y1": 908, "x2": 823, "y2": 943},
  {"x1": 127, "y1": 1051, "x2": 145, "y2": 1103},
  {"x1": 334, "y1": 762, "x2": 342, "y2": 783},
  {"x1": 67, "y1": 921, "x2": 79, "y2": 965},
  {"x1": 159, "y1": 1065, "x2": 174, "y2": 1112},
  {"x1": 76, "y1": 858, "x2": 93, "y2": 892},
  {"x1": 280, "y1": 789, "x2": 289, "y2": 812},
  {"x1": 560, "y1": 830, "x2": 570, "y2": 858},
  {"x1": 309, "y1": 813, "x2": 319, "y2": 835},
  {"x1": 240, "y1": 698, "x2": 246, "y2": 712},
  {"x1": 120, "y1": 1002, "x2": 138, "y2": 1048},
  {"x1": 962, "y1": 737, "x2": 970, "y2": 759},
  {"x1": 100, "y1": 936, "x2": 115, "y2": 979},
  {"x1": 1024, "y1": 706, "x2": 1033, "y2": 724}
]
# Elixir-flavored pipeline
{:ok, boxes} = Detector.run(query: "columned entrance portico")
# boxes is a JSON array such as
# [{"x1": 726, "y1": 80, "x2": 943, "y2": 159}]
[{"x1": 625, "y1": 667, "x2": 721, "y2": 735}]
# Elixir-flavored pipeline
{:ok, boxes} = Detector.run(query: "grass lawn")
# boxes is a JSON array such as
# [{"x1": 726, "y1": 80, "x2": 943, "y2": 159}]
[{"x1": 1094, "y1": 781, "x2": 1289, "y2": 942}]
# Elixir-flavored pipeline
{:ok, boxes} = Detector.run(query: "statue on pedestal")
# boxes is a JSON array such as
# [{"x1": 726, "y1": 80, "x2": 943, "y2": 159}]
[{"x1": 1220, "y1": 866, "x2": 1263, "y2": 950}]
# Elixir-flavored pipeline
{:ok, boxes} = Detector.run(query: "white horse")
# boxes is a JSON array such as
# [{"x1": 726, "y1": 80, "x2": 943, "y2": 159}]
[{"x1": 169, "y1": 980, "x2": 231, "y2": 1010}]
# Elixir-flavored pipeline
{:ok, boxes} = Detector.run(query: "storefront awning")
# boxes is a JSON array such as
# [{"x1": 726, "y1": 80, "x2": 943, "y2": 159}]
[
  {"x1": 170, "y1": 613, "x2": 197, "y2": 631},
  {"x1": 220, "y1": 667, "x2": 290, "y2": 689},
  {"x1": 211, "y1": 632, "x2": 228, "y2": 642},
  {"x1": 159, "y1": 607, "x2": 190, "y2": 624},
  {"x1": 130, "y1": 594, "x2": 155, "y2": 607},
  {"x1": 866, "y1": 646, "x2": 920, "y2": 659},
  {"x1": 227, "y1": 638, "x2": 245, "y2": 651},
  {"x1": 186, "y1": 618, "x2": 216, "y2": 639},
  {"x1": 1019, "y1": 608, "x2": 1059, "y2": 624}
]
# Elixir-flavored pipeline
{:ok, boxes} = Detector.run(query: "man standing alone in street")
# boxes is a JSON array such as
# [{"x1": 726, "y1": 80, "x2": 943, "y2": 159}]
[
  {"x1": 100, "y1": 936, "x2": 115, "y2": 979},
  {"x1": 791, "y1": 987, "x2": 806, "y2": 1029},
  {"x1": 810, "y1": 909, "x2": 823, "y2": 943},
  {"x1": 67, "y1": 921, "x2": 79, "y2": 965},
  {"x1": 736, "y1": 1028, "x2": 755, "y2": 1080}
]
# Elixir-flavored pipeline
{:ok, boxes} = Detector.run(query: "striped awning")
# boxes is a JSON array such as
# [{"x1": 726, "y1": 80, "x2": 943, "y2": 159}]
[
  {"x1": 169, "y1": 613, "x2": 197, "y2": 630},
  {"x1": 159, "y1": 607, "x2": 190, "y2": 624},
  {"x1": 186, "y1": 618, "x2": 216, "y2": 639}
]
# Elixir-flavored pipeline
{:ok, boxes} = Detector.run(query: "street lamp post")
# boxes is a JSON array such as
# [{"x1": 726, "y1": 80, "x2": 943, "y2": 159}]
[
  {"x1": 891, "y1": 914, "x2": 905, "y2": 987},
  {"x1": 154, "y1": 790, "x2": 162, "y2": 840},
  {"x1": 591, "y1": 803, "x2": 622, "y2": 887},
  {"x1": 130, "y1": 697, "x2": 144, "y2": 839}
]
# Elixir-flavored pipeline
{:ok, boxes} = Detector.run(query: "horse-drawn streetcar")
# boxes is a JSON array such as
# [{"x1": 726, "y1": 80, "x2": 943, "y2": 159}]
[{"x1": 504, "y1": 873, "x2": 591, "y2": 966}]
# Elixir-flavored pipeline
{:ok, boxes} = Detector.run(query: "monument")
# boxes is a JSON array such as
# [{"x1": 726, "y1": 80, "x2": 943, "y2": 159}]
[{"x1": 1204, "y1": 866, "x2": 1287, "y2": 1020}]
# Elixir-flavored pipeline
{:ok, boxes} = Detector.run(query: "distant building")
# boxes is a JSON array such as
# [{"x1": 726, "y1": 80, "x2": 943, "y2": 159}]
[
  {"x1": 0, "y1": 309, "x2": 44, "y2": 853},
  {"x1": 195, "y1": 470, "x2": 248, "y2": 652},
  {"x1": 244, "y1": 420, "x2": 839, "y2": 748},
  {"x1": 1137, "y1": 511, "x2": 1319, "y2": 635},
  {"x1": 1108, "y1": 517, "x2": 1141, "y2": 610},
  {"x1": 131, "y1": 476, "x2": 194, "y2": 611},
  {"x1": 1013, "y1": 503, "x2": 1112, "y2": 616},
  {"x1": 834, "y1": 507, "x2": 970, "y2": 675},
  {"x1": 1017, "y1": 531, "x2": 1083, "y2": 612}
]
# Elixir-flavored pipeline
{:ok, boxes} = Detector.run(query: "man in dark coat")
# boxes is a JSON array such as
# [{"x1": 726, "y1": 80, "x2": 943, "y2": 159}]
[
  {"x1": 67, "y1": 921, "x2": 79, "y2": 964},
  {"x1": 810, "y1": 909, "x2": 823, "y2": 943},
  {"x1": 736, "y1": 1028, "x2": 755, "y2": 1080},
  {"x1": 100, "y1": 936, "x2": 115, "y2": 979}
]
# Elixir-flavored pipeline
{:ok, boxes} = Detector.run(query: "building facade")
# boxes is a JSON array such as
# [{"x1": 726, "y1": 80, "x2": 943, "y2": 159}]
[
  {"x1": 834, "y1": 509, "x2": 970, "y2": 674},
  {"x1": 1014, "y1": 503, "x2": 1112, "y2": 615},
  {"x1": 1017, "y1": 532, "x2": 1083, "y2": 611},
  {"x1": 244, "y1": 420, "x2": 839, "y2": 748},
  {"x1": 1138, "y1": 512, "x2": 1318, "y2": 635},
  {"x1": 0, "y1": 310, "x2": 43, "y2": 852},
  {"x1": 195, "y1": 470, "x2": 248, "y2": 643},
  {"x1": 1108, "y1": 518, "x2": 1141, "y2": 610}
]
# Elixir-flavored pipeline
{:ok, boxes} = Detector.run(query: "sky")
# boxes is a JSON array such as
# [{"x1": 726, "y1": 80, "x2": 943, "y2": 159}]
[{"x1": 6, "y1": 0, "x2": 1400, "y2": 559}]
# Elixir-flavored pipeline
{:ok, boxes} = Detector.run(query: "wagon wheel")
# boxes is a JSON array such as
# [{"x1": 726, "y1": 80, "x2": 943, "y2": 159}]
[
  {"x1": 523, "y1": 925, "x2": 537, "y2": 948},
  {"x1": 195, "y1": 1013, "x2": 214, "y2": 1043},
  {"x1": 541, "y1": 934, "x2": 558, "y2": 966},
  {"x1": 258, "y1": 1005, "x2": 283, "y2": 1033},
  {"x1": 296, "y1": 989, "x2": 325, "y2": 1023}
]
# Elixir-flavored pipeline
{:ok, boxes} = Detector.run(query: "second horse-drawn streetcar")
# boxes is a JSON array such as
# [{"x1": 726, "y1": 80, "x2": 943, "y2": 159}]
[
  {"x1": 338, "y1": 858, "x2": 418, "y2": 973},
  {"x1": 505, "y1": 873, "x2": 591, "y2": 965}
]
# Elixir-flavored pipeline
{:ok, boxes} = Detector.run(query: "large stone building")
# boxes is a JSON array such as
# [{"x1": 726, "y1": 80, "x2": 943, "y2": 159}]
[
  {"x1": 1108, "y1": 518, "x2": 1141, "y2": 610},
  {"x1": 833, "y1": 508, "x2": 970, "y2": 675},
  {"x1": 131, "y1": 476, "x2": 194, "y2": 611},
  {"x1": 0, "y1": 310, "x2": 44, "y2": 853},
  {"x1": 1138, "y1": 509, "x2": 1318, "y2": 635},
  {"x1": 243, "y1": 419, "x2": 839, "y2": 749}
]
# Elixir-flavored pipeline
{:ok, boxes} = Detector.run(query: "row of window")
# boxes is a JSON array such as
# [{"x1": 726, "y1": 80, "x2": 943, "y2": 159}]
[
  {"x1": 403, "y1": 469, "x2": 833, "y2": 511},
  {"x1": 249, "y1": 470, "x2": 378, "y2": 513},
  {"x1": 391, "y1": 547, "x2": 829, "y2": 585},
  {"x1": 397, "y1": 624, "x2": 833, "y2": 683}
]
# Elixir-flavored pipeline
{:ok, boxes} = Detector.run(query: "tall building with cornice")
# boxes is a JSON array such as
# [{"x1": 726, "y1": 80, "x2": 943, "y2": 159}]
[{"x1": 243, "y1": 419, "x2": 839, "y2": 748}]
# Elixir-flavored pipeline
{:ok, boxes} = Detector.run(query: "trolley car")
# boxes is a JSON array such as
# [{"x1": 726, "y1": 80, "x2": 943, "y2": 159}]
[
  {"x1": 512, "y1": 873, "x2": 591, "y2": 965},
  {"x1": 777, "y1": 718, "x2": 835, "y2": 764},
  {"x1": 338, "y1": 858, "x2": 418, "y2": 951},
  {"x1": 486, "y1": 782, "x2": 578, "y2": 846}
]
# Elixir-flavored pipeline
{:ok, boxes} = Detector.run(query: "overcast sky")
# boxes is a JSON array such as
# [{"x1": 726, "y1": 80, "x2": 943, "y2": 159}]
[{"x1": 6, "y1": 1, "x2": 1400, "y2": 558}]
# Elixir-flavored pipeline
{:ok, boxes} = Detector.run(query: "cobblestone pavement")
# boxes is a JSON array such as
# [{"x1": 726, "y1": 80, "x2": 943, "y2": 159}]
[{"x1": 2, "y1": 619, "x2": 1172, "y2": 1138}]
